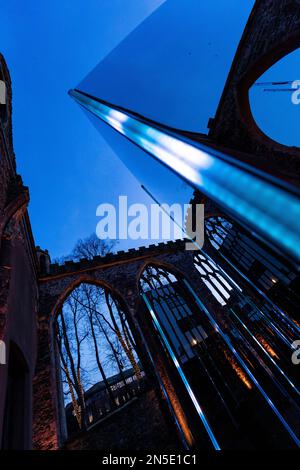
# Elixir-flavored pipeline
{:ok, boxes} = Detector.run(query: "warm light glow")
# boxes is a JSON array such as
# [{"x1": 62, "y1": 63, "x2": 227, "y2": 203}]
[
  {"x1": 184, "y1": 279, "x2": 300, "y2": 448},
  {"x1": 293, "y1": 319, "x2": 300, "y2": 329},
  {"x1": 256, "y1": 334, "x2": 279, "y2": 359},
  {"x1": 223, "y1": 350, "x2": 252, "y2": 390}
]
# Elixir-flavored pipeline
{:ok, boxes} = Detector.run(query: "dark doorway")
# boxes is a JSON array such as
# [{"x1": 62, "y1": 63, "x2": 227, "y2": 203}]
[{"x1": 1, "y1": 342, "x2": 29, "y2": 449}]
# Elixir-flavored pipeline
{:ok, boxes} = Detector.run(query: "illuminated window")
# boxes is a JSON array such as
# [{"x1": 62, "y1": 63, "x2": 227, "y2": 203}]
[
  {"x1": 194, "y1": 253, "x2": 234, "y2": 306},
  {"x1": 140, "y1": 265, "x2": 208, "y2": 363},
  {"x1": 205, "y1": 216, "x2": 299, "y2": 295}
]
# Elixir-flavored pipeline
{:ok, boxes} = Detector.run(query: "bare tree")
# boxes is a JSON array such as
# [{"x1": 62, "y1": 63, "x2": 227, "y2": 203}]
[
  {"x1": 73, "y1": 288, "x2": 142, "y2": 381},
  {"x1": 71, "y1": 233, "x2": 117, "y2": 261},
  {"x1": 73, "y1": 284, "x2": 116, "y2": 406},
  {"x1": 54, "y1": 233, "x2": 117, "y2": 264},
  {"x1": 56, "y1": 300, "x2": 88, "y2": 429},
  {"x1": 104, "y1": 291, "x2": 142, "y2": 380},
  {"x1": 56, "y1": 326, "x2": 80, "y2": 426},
  {"x1": 89, "y1": 287, "x2": 131, "y2": 395}
]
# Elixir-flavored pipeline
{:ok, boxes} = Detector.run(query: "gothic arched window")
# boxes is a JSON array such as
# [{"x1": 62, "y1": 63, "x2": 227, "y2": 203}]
[
  {"x1": 141, "y1": 265, "x2": 210, "y2": 362},
  {"x1": 54, "y1": 283, "x2": 144, "y2": 437},
  {"x1": 194, "y1": 252, "x2": 234, "y2": 306}
]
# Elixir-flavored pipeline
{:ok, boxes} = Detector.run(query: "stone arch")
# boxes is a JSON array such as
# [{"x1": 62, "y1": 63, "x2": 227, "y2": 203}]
[
  {"x1": 237, "y1": 36, "x2": 300, "y2": 152},
  {"x1": 48, "y1": 274, "x2": 132, "y2": 326},
  {"x1": 135, "y1": 257, "x2": 217, "y2": 448},
  {"x1": 34, "y1": 272, "x2": 153, "y2": 449},
  {"x1": 209, "y1": 0, "x2": 300, "y2": 185},
  {"x1": 135, "y1": 250, "x2": 229, "y2": 318},
  {"x1": 53, "y1": 277, "x2": 146, "y2": 438},
  {"x1": 136, "y1": 257, "x2": 191, "y2": 293},
  {"x1": 46, "y1": 274, "x2": 144, "y2": 371},
  {"x1": 136, "y1": 258, "x2": 196, "y2": 321}
]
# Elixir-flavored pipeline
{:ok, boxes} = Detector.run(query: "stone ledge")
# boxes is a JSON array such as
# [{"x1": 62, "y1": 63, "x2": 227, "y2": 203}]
[{"x1": 42, "y1": 239, "x2": 187, "y2": 278}]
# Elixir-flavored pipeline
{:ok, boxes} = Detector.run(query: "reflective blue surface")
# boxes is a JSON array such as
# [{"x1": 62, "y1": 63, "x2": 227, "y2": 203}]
[
  {"x1": 184, "y1": 280, "x2": 300, "y2": 448},
  {"x1": 78, "y1": 0, "x2": 254, "y2": 133},
  {"x1": 70, "y1": 89, "x2": 300, "y2": 263},
  {"x1": 142, "y1": 293, "x2": 221, "y2": 450}
]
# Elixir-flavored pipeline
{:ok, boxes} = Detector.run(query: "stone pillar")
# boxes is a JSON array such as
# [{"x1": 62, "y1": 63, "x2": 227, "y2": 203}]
[{"x1": 33, "y1": 315, "x2": 60, "y2": 450}]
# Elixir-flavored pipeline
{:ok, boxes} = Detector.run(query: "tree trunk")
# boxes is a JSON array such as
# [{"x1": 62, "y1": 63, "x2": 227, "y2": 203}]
[
  {"x1": 105, "y1": 292, "x2": 142, "y2": 380},
  {"x1": 59, "y1": 311, "x2": 87, "y2": 429}
]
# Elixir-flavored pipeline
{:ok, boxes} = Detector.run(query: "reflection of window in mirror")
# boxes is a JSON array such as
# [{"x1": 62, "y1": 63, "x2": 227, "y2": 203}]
[
  {"x1": 249, "y1": 48, "x2": 300, "y2": 147},
  {"x1": 0, "y1": 80, "x2": 6, "y2": 105},
  {"x1": 0, "y1": 340, "x2": 5, "y2": 365},
  {"x1": 0, "y1": 77, "x2": 7, "y2": 123}
]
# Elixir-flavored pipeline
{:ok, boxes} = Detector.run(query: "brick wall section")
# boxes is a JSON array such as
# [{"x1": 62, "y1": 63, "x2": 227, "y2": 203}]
[
  {"x1": 208, "y1": 0, "x2": 300, "y2": 186},
  {"x1": 32, "y1": 320, "x2": 60, "y2": 450}
]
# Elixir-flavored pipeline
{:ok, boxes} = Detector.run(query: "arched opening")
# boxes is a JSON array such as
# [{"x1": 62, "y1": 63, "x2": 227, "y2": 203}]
[
  {"x1": 54, "y1": 282, "x2": 145, "y2": 439},
  {"x1": 140, "y1": 265, "x2": 207, "y2": 364},
  {"x1": 1, "y1": 342, "x2": 29, "y2": 450},
  {"x1": 248, "y1": 48, "x2": 300, "y2": 147},
  {"x1": 138, "y1": 263, "x2": 249, "y2": 449},
  {"x1": 139, "y1": 260, "x2": 300, "y2": 449}
]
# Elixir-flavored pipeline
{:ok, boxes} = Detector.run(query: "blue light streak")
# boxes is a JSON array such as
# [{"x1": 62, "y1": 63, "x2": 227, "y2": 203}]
[
  {"x1": 200, "y1": 251, "x2": 299, "y2": 348},
  {"x1": 229, "y1": 308, "x2": 300, "y2": 398},
  {"x1": 69, "y1": 89, "x2": 300, "y2": 263},
  {"x1": 203, "y1": 248, "x2": 300, "y2": 338},
  {"x1": 184, "y1": 279, "x2": 300, "y2": 448},
  {"x1": 198, "y1": 249, "x2": 298, "y2": 350},
  {"x1": 142, "y1": 293, "x2": 221, "y2": 450}
]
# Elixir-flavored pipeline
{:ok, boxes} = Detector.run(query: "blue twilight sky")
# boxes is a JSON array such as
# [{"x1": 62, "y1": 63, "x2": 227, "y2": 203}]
[
  {"x1": 1, "y1": 0, "x2": 296, "y2": 260},
  {"x1": 249, "y1": 47, "x2": 300, "y2": 147}
]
